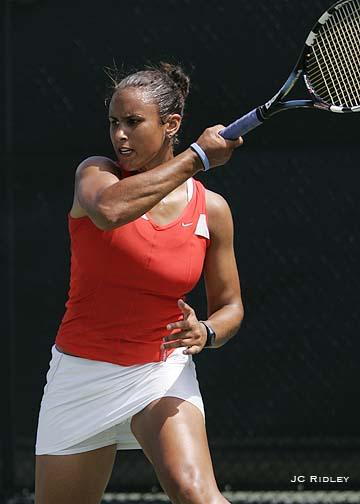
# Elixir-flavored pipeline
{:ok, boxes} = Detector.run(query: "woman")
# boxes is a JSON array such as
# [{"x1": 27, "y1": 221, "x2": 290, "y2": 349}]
[{"x1": 35, "y1": 62, "x2": 244, "y2": 504}]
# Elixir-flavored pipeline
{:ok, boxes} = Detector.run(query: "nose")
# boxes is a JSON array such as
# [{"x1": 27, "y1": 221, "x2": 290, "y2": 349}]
[{"x1": 114, "y1": 125, "x2": 128, "y2": 142}]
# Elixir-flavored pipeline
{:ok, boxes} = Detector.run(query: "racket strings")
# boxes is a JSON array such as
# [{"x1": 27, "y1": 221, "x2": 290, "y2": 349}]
[
  {"x1": 313, "y1": 3, "x2": 360, "y2": 104},
  {"x1": 320, "y1": 12, "x2": 359, "y2": 105},
  {"x1": 313, "y1": 0, "x2": 360, "y2": 47},
  {"x1": 345, "y1": 0, "x2": 360, "y2": 46},
  {"x1": 335, "y1": 2, "x2": 360, "y2": 71},
  {"x1": 309, "y1": 36, "x2": 359, "y2": 107},
  {"x1": 325, "y1": 36, "x2": 359, "y2": 105},
  {"x1": 306, "y1": 0, "x2": 360, "y2": 107},
  {"x1": 310, "y1": 6, "x2": 360, "y2": 106},
  {"x1": 330, "y1": 4, "x2": 359, "y2": 102}
]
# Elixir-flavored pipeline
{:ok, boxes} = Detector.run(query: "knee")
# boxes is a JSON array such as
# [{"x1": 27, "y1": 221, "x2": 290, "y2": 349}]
[
  {"x1": 165, "y1": 464, "x2": 215, "y2": 503},
  {"x1": 178, "y1": 482, "x2": 207, "y2": 504}
]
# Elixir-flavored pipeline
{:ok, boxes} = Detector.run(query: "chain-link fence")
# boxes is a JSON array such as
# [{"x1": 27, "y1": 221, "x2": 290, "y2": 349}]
[{"x1": 5, "y1": 491, "x2": 360, "y2": 504}]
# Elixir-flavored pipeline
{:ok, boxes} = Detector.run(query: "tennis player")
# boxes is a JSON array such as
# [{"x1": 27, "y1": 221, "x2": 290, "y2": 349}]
[{"x1": 35, "y1": 62, "x2": 244, "y2": 504}]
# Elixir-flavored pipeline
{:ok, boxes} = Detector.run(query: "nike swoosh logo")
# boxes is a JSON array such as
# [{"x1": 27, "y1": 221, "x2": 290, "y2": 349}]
[{"x1": 182, "y1": 222, "x2": 193, "y2": 227}]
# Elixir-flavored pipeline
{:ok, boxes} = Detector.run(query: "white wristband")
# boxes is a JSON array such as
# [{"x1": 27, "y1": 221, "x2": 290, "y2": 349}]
[{"x1": 190, "y1": 143, "x2": 211, "y2": 171}]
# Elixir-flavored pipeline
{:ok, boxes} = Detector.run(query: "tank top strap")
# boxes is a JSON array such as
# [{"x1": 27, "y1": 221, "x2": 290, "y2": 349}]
[
  {"x1": 192, "y1": 178, "x2": 210, "y2": 242},
  {"x1": 192, "y1": 178, "x2": 207, "y2": 216}
]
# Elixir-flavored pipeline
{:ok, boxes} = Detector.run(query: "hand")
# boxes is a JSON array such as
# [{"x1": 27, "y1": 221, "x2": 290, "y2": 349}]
[
  {"x1": 195, "y1": 125, "x2": 243, "y2": 169},
  {"x1": 162, "y1": 299, "x2": 207, "y2": 355}
]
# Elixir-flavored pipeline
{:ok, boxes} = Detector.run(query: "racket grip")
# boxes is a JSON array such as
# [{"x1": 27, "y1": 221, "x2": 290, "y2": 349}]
[{"x1": 219, "y1": 108, "x2": 263, "y2": 139}]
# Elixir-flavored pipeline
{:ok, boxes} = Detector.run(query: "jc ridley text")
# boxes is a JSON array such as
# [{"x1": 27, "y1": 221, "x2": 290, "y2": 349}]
[{"x1": 291, "y1": 476, "x2": 350, "y2": 483}]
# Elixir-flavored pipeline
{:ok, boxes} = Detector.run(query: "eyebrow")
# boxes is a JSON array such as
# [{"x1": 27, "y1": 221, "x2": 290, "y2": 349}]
[{"x1": 108, "y1": 113, "x2": 144, "y2": 119}]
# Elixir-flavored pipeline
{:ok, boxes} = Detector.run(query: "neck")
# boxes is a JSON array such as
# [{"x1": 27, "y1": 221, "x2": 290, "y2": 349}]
[
  {"x1": 117, "y1": 142, "x2": 175, "y2": 176},
  {"x1": 138, "y1": 142, "x2": 174, "y2": 173}
]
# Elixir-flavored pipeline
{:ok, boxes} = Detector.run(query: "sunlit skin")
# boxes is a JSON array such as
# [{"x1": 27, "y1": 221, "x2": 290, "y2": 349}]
[{"x1": 109, "y1": 87, "x2": 181, "y2": 173}]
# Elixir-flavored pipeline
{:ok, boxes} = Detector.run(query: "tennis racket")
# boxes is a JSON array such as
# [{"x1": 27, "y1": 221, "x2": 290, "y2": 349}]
[{"x1": 220, "y1": 0, "x2": 360, "y2": 140}]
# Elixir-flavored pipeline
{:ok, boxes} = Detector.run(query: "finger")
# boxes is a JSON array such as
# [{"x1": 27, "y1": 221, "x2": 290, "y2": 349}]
[
  {"x1": 183, "y1": 345, "x2": 202, "y2": 355},
  {"x1": 232, "y1": 136, "x2": 244, "y2": 148},
  {"x1": 166, "y1": 320, "x2": 191, "y2": 332},
  {"x1": 162, "y1": 337, "x2": 192, "y2": 350},
  {"x1": 163, "y1": 329, "x2": 191, "y2": 343},
  {"x1": 213, "y1": 125, "x2": 243, "y2": 148},
  {"x1": 177, "y1": 298, "x2": 194, "y2": 318},
  {"x1": 220, "y1": 133, "x2": 244, "y2": 148}
]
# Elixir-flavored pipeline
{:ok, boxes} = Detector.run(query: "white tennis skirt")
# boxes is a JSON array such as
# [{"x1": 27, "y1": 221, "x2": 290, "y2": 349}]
[{"x1": 35, "y1": 345, "x2": 204, "y2": 455}]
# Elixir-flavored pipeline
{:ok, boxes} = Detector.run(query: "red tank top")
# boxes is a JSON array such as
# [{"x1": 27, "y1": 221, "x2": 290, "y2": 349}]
[{"x1": 55, "y1": 176, "x2": 210, "y2": 365}]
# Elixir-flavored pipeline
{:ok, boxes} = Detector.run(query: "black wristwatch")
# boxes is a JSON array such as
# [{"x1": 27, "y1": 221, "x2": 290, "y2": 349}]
[{"x1": 200, "y1": 321, "x2": 216, "y2": 348}]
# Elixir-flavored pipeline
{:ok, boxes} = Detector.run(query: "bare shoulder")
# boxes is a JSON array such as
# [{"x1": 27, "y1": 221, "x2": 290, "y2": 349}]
[
  {"x1": 205, "y1": 189, "x2": 234, "y2": 242},
  {"x1": 71, "y1": 156, "x2": 120, "y2": 218},
  {"x1": 75, "y1": 155, "x2": 119, "y2": 178}
]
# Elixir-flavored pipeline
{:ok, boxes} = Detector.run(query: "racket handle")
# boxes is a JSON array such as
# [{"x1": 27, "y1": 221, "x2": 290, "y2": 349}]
[{"x1": 219, "y1": 108, "x2": 263, "y2": 139}]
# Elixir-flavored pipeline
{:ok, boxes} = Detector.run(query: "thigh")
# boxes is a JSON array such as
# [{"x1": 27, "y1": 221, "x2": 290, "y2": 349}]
[
  {"x1": 131, "y1": 397, "x2": 227, "y2": 504},
  {"x1": 35, "y1": 444, "x2": 117, "y2": 504}
]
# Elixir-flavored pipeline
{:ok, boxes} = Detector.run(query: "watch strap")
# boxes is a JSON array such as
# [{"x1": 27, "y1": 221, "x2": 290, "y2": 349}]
[{"x1": 199, "y1": 321, "x2": 216, "y2": 348}]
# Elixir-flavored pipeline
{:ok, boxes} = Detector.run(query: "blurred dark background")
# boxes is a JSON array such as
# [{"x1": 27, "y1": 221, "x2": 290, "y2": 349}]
[{"x1": 1, "y1": 0, "x2": 360, "y2": 498}]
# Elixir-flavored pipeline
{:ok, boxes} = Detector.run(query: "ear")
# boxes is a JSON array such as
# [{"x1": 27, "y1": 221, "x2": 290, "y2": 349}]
[{"x1": 164, "y1": 114, "x2": 182, "y2": 138}]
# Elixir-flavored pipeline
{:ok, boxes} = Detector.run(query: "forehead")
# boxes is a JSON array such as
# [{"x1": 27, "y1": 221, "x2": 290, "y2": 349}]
[{"x1": 109, "y1": 87, "x2": 158, "y2": 117}]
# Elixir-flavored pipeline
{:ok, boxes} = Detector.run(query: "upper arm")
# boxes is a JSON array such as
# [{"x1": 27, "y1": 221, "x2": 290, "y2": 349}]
[
  {"x1": 75, "y1": 156, "x2": 120, "y2": 229},
  {"x1": 203, "y1": 190, "x2": 243, "y2": 316}
]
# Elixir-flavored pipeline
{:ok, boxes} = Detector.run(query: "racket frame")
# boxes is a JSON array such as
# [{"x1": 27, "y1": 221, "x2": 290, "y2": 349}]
[
  {"x1": 220, "y1": 0, "x2": 360, "y2": 140},
  {"x1": 261, "y1": 0, "x2": 360, "y2": 118}
]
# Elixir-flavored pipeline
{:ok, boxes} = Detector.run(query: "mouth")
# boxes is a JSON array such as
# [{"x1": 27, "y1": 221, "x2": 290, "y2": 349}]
[{"x1": 118, "y1": 147, "x2": 134, "y2": 157}]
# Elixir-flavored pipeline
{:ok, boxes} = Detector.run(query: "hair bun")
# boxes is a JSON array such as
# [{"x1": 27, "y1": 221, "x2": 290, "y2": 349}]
[{"x1": 159, "y1": 62, "x2": 190, "y2": 100}]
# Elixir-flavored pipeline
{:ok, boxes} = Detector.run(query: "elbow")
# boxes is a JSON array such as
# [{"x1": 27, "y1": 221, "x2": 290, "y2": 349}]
[
  {"x1": 239, "y1": 300, "x2": 245, "y2": 321},
  {"x1": 232, "y1": 302, "x2": 244, "y2": 333},
  {"x1": 237, "y1": 304, "x2": 245, "y2": 329}
]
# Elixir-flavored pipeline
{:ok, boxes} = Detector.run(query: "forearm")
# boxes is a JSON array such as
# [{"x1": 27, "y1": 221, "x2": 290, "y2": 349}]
[
  {"x1": 98, "y1": 148, "x2": 203, "y2": 229},
  {"x1": 203, "y1": 303, "x2": 244, "y2": 348}
]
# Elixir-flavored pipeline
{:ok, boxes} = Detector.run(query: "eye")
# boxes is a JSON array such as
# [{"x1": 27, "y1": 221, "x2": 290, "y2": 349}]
[
  {"x1": 126, "y1": 117, "x2": 141, "y2": 126},
  {"x1": 109, "y1": 118, "x2": 119, "y2": 126}
]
